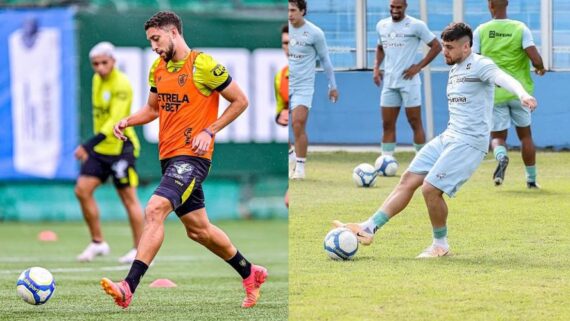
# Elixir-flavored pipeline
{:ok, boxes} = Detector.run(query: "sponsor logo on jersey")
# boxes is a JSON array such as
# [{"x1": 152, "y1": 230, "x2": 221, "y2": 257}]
[
  {"x1": 447, "y1": 95, "x2": 467, "y2": 104},
  {"x1": 211, "y1": 64, "x2": 226, "y2": 77},
  {"x1": 489, "y1": 30, "x2": 512, "y2": 38},
  {"x1": 178, "y1": 74, "x2": 188, "y2": 87},
  {"x1": 157, "y1": 93, "x2": 190, "y2": 112},
  {"x1": 184, "y1": 128, "x2": 192, "y2": 145}
]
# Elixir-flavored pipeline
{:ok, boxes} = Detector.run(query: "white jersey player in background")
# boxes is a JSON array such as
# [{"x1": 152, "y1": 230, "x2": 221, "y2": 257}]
[
  {"x1": 374, "y1": 0, "x2": 441, "y2": 157},
  {"x1": 334, "y1": 22, "x2": 537, "y2": 258},
  {"x1": 288, "y1": 0, "x2": 338, "y2": 180}
]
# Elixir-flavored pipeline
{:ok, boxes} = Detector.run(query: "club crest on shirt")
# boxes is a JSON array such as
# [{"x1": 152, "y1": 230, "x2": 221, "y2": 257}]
[
  {"x1": 178, "y1": 74, "x2": 188, "y2": 87},
  {"x1": 211, "y1": 64, "x2": 226, "y2": 77}
]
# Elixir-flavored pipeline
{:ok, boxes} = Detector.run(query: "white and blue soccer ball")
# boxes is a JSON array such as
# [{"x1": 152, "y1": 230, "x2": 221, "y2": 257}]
[
  {"x1": 375, "y1": 155, "x2": 399, "y2": 177},
  {"x1": 324, "y1": 227, "x2": 359, "y2": 260},
  {"x1": 16, "y1": 267, "x2": 56, "y2": 305},
  {"x1": 352, "y1": 163, "x2": 378, "y2": 187}
]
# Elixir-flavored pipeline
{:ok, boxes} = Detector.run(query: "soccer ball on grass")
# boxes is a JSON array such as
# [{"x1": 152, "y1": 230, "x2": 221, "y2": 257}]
[
  {"x1": 324, "y1": 227, "x2": 359, "y2": 260},
  {"x1": 16, "y1": 267, "x2": 55, "y2": 305}
]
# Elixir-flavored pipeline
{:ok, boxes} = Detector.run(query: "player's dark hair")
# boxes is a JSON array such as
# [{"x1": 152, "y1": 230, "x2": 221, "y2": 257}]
[
  {"x1": 281, "y1": 24, "x2": 288, "y2": 34},
  {"x1": 145, "y1": 11, "x2": 183, "y2": 35},
  {"x1": 289, "y1": 0, "x2": 307, "y2": 16},
  {"x1": 441, "y1": 22, "x2": 473, "y2": 47}
]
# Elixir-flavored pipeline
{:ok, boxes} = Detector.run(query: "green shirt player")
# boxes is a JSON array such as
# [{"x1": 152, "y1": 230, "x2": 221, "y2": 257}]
[
  {"x1": 473, "y1": 0, "x2": 546, "y2": 188},
  {"x1": 74, "y1": 42, "x2": 144, "y2": 264}
]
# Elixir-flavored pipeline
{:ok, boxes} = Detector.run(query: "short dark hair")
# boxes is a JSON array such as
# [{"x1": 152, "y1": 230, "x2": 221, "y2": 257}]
[
  {"x1": 281, "y1": 24, "x2": 288, "y2": 34},
  {"x1": 144, "y1": 11, "x2": 182, "y2": 35},
  {"x1": 441, "y1": 22, "x2": 473, "y2": 47},
  {"x1": 289, "y1": 0, "x2": 307, "y2": 16}
]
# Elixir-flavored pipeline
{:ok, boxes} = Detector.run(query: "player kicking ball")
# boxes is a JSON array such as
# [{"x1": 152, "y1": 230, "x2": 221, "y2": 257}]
[{"x1": 334, "y1": 22, "x2": 537, "y2": 258}]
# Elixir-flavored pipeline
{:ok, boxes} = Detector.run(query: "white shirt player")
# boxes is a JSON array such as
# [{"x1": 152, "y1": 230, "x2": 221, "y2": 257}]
[
  {"x1": 9, "y1": 26, "x2": 62, "y2": 178},
  {"x1": 376, "y1": 15, "x2": 436, "y2": 88},
  {"x1": 289, "y1": 19, "x2": 336, "y2": 90},
  {"x1": 444, "y1": 53, "x2": 502, "y2": 152}
]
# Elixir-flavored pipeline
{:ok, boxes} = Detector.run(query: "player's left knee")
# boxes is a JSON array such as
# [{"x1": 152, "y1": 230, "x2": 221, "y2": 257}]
[
  {"x1": 420, "y1": 182, "x2": 438, "y2": 198},
  {"x1": 186, "y1": 227, "x2": 210, "y2": 243}
]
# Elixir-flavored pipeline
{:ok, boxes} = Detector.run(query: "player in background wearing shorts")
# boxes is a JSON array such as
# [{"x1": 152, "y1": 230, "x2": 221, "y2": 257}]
[
  {"x1": 100, "y1": 11, "x2": 267, "y2": 309},
  {"x1": 374, "y1": 0, "x2": 441, "y2": 156},
  {"x1": 334, "y1": 23, "x2": 537, "y2": 258},
  {"x1": 473, "y1": 0, "x2": 546, "y2": 188},
  {"x1": 75, "y1": 42, "x2": 144, "y2": 264},
  {"x1": 289, "y1": 0, "x2": 338, "y2": 180}
]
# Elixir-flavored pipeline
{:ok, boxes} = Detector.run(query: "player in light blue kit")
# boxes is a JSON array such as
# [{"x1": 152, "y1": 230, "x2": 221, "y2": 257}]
[
  {"x1": 334, "y1": 23, "x2": 537, "y2": 258},
  {"x1": 374, "y1": 0, "x2": 441, "y2": 156},
  {"x1": 288, "y1": 0, "x2": 338, "y2": 180}
]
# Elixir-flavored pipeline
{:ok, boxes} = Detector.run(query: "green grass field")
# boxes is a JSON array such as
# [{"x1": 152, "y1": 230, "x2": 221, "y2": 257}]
[
  {"x1": 0, "y1": 220, "x2": 287, "y2": 321},
  {"x1": 290, "y1": 151, "x2": 570, "y2": 321}
]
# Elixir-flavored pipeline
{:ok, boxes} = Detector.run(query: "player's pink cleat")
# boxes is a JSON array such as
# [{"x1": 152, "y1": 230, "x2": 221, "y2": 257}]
[
  {"x1": 101, "y1": 278, "x2": 133, "y2": 308},
  {"x1": 241, "y1": 265, "x2": 268, "y2": 308}
]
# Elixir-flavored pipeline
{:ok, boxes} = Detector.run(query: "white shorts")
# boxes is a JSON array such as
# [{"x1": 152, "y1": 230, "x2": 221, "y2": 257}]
[
  {"x1": 492, "y1": 99, "x2": 531, "y2": 131},
  {"x1": 380, "y1": 85, "x2": 422, "y2": 108},
  {"x1": 290, "y1": 87, "x2": 314, "y2": 110},
  {"x1": 408, "y1": 134, "x2": 485, "y2": 197}
]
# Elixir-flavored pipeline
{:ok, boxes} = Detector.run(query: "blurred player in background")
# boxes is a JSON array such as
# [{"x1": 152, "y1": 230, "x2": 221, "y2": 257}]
[
  {"x1": 275, "y1": 24, "x2": 290, "y2": 207},
  {"x1": 374, "y1": 0, "x2": 441, "y2": 157},
  {"x1": 335, "y1": 23, "x2": 537, "y2": 258},
  {"x1": 74, "y1": 42, "x2": 144, "y2": 264},
  {"x1": 100, "y1": 11, "x2": 267, "y2": 309},
  {"x1": 473, "y1": 0, "x2": 546, "y2": 188},
  {"x1": 288, "y1": 0, "x2": 338, "y2": 180}
]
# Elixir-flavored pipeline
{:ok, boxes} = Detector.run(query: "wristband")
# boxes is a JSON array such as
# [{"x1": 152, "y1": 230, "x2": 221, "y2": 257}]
[{"x1": 202, "y1": 128, "x2": 214, "y2": 138}]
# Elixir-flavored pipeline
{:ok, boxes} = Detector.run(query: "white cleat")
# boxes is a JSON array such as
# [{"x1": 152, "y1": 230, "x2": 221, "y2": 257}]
[
  {"x1": 77, "y1": 241, "x2": 110, "y2": 262},
  {"x1": 416, "y1": 245, "x2": 450, "y2": 259},
  {"x1": 118, "y1": 248, "x2": 137, "y2": 264},
  {"x1": 288, "y1": 159, "x2": 296, "y2": 179},
  {"x1": 332, "y1": 220, "x2": 374, "y2": 246},
  {"x1": 291, "y1": 171, "x2": 305, "y2": 180}
]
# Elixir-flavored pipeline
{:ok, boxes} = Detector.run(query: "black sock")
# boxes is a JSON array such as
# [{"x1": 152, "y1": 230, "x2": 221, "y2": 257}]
[
  {"x1": 125, "y1": 259, "x2": 148, "y2": 293},
  {"x1": 92, "y1": 239, "x2": 102, "y2": 244},
  {"x1": 225, "y1": 250, "x2": 252, "y2": 279}
]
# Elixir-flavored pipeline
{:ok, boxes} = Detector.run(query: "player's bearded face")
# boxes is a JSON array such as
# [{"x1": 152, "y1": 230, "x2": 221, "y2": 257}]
[
  {"x1": 443, "y1": 41, "x2": 461, "y2": 65},
  {"x1": 389, "y1": 1, "x2": 406, "y2": 21},
  {"x1": 163, "y1": 40, "x2": 175, "y2": 62}
]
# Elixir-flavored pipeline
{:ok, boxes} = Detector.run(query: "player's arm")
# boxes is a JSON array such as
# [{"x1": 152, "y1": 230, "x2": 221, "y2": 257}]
[
  {"x1": 486, "y1": 65, "x2": 537, "y2": 111},
  {"x1": 314, "y1": 29, "x2": 338, "y2": 102},
  {"x1": 191, "y1": 81, "x2": 248, "y2": 156},
  {"x1": 403, "y1": 23, "x2": 442, "y2": 79},
  {"x1": 521, "y1": 25, "x2": 545, "y2": 75},
  {"x1": 525, "y1": 46, "x2": 546, "y2": 76},
  {"x1": 191, "y1": 54, "x2": 248, "y2": 155},
  {"x1": 403, "y1": 38, "x2": 441, "y2": 80},
  {"x1": 373, "y1": 44, "x2": 385, "y2": 87},
  {"x1": 113, "y1": 92, "x2": 159, "y2": 141}
]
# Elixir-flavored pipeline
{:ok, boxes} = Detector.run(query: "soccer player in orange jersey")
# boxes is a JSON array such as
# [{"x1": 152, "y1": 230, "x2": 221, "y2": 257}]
[{"x1": 100, "y1": 11, "x2": 267, "y2": 309}]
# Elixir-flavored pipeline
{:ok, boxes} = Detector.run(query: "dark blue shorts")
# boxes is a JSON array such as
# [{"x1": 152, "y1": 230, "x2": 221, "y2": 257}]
[
  {"x1": 154, "y1": 155, "x2": 211, "y2": 217},
  {"x1": 79, "y1": 140, "x2": 138, "y2": 189}
]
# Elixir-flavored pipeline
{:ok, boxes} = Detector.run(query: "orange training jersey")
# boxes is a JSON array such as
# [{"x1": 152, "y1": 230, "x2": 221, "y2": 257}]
[
  {"x1": 274, "y1": 65, "x2": 289, "y2": 118},
  {"x1": 151, "y1": 51, "x2": 230, "y2": 160}
]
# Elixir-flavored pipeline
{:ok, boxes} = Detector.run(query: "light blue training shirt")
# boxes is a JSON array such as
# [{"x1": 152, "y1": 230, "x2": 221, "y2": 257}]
[
  {"x1": 444, "y1": 53, "x2": 502, "y2": 152},
  {"x1": 289, "y1": 19, "x2": 336, "y2": 90},
  {"x1": 376, "y1": 15, "x2": 436, "y2": 88}
]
